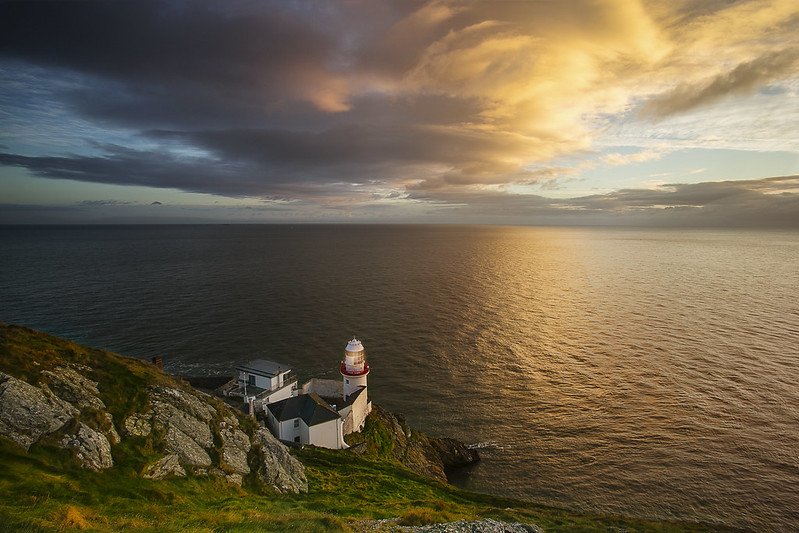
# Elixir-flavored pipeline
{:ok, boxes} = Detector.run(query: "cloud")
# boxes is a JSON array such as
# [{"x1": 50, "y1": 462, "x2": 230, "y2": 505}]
[
  {"x1": 641, "y1": 49, "x2": 799, "y2": 118},
  {"x1": 2, "y1": 175, "x2": 797, "y2": 226},
  {"x1": 0, "y1": 0, "x2": 797, "y2": 215},
  {"x1": 405, "y1": 175, "x2": 799, "y2": 227}
]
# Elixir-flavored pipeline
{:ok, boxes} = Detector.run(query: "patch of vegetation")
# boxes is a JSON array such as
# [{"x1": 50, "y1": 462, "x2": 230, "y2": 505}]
[{"x1": 0, "y1": 323, "x2": 727, "y2": 532}]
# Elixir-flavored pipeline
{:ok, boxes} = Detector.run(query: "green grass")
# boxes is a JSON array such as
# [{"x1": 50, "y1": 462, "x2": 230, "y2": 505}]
[{"x1": 0, "y1": 323, "x2": 729, "y2": 531}]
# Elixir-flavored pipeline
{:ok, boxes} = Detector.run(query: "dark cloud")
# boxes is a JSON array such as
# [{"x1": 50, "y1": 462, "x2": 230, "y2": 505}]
[
  {"x1": 406, "y1": 176, "x2": 799, "y2": 227},
  {"x1": 641, "y1": 49, "x2": 799, "y2": 118},
  {"x1": 0, "y1": 1, "x2": 796, "y2": 225}
]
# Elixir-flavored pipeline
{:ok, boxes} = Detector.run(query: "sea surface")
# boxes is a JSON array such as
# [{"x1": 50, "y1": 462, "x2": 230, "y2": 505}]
[{"x1": 1, "y1": 225, "x2": 797, "y2": 531}]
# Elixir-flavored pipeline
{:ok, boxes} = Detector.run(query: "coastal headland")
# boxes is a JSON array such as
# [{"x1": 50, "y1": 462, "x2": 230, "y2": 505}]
[{"x1": 0, "y1": 323, "x2": 728, "y2": 532}]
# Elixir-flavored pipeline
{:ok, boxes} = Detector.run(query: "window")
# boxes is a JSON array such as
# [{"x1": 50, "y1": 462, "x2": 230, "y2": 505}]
[
  {"x1": 248, "y1": 375, "x2": 256, "y2": 386},
  {"x1": 345, "y1": 379, "x2": 349, "y2": 384},
  {"x1": 293, "y1": 419, "x2": 300, "y2": 428},
  {"x1": 294, "y1": 436, "x2": 300, "y2": 443}
]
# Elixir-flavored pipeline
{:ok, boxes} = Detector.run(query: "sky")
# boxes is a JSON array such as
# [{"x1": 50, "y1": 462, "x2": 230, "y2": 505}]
[{"x1": 1, "y1": 0, "x2": 798, "y2": 226}]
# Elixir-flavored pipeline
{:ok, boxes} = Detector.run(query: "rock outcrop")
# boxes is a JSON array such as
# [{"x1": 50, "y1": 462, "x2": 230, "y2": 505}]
[
  {"x1": 164, "y1": 425, "x2": 212, "y2": 467},
  {"x1": 347, "y1": 405, "x2": 479, "y2": 484},
  {"x1": 400, "y1": 519, "x2": 541, "y2": 532},
  {"x1": 123, "y1": 413, "x2": 152, "y2": 437},
  {"x1": 0, "y1": 372, "x2": 78, "y2": 450},
  {"x1": 220, "y1": 418, "x2": 251, "y2": 476},
  {"x1": 0, "y1": 357, "x2": 307, "y2": 494},
  {"x1": 60, "y1": 423, "x2": 113, "y2": 471},
  {"x1": 142, "y1": 454, "x2": 186, "y2": 479},
  {"x1": 254, "y1": 428, "x2": 308, "y2": 493},
  {"x1": 41, "y1": 367, "x2": 105, "y2": 410}
]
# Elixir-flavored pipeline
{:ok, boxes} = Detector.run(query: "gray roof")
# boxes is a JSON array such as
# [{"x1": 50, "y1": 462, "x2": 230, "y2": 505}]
[
  {"x1": 322, "y1": 386, "x2": 366, "y2": 410},
  {"x1": 267, "y1": 393, "x2": 341, "y2": 426},
  {"x1": 237, "y1": 359, "x2": 290, "y2": 377}
]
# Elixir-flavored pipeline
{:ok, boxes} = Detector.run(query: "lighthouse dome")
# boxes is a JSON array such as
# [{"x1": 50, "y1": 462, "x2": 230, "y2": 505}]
[{"x1": 345, "y1": 338, "x2": 364, "y2": 352}]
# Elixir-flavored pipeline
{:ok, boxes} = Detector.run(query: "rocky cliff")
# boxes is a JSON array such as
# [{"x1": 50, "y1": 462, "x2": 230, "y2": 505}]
[
  {"x1": 346, "y1": 404, "x2": 480, "y2": 483},
  {"x1": 0, "y1": 323, "x2": 307, "y2": 493}
]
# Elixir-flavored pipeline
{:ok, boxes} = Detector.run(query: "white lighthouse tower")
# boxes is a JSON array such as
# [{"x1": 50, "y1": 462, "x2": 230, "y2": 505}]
[{"x1": 340, "y1": 337, "x2": 369, "y2": 399}]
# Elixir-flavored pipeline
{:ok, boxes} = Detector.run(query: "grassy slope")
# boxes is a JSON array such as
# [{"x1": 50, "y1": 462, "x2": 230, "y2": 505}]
[{"x1": 0, "y1": 324, "x2": 721, "y2": 532}]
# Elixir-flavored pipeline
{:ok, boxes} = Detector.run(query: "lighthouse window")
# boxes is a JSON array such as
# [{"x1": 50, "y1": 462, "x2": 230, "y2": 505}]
[{"x1": 345, "y1": 379, "x2": 349, "y2": 384}]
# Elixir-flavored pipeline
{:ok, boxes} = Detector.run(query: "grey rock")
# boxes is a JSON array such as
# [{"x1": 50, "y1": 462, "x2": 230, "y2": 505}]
[
  {"x1": 164, "y1": 426, "x2": 212, "y2": 467},
  {"x1": 123, "y1": 413, "x2": 152, "y2": 437},
  {"x1": 220, "y1": 426, "x2": 251, "y2": 475},
  {"x1": 101, "y1": 412, "x2": 121, "y2": 445},
  {"x1": 399, "y1": 519, "x2": 541, "y2": 533},
  {"x1": 0, "y1": 372, "x2": 78, "y2": 450},
  {"x1": 254, "y1": 428, "x2": 307, "y2": 493},
  {"x1": 150, "y1": 386, "x2": 216, "y2": 422},
  {"x1": 142, "y1": 454, "x2": 186, "y2": 479},
  {"x1": 225, "y1": 473, "x2": 244, "y2": 486},
  {"x1": 151, "y1": 399, "x2": 213, "y2": 449},
  {"x1": 40, "y1": 367, "x2": 105, "y2": 410},
  {"x1": 60, "y1": 423, "x2": 113, "y2": 471}
]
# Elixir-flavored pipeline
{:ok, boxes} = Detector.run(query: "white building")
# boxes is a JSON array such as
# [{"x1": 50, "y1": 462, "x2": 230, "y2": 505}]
[
  {"x1": 265, "y1": 338, "x2": 372, "y2": 449},
  {"x1": 229, "y1": 359, "x2": 298, "y2": 413},
  {"x1": 266, "y1": 393, "x2": 346, "y2": 449}
]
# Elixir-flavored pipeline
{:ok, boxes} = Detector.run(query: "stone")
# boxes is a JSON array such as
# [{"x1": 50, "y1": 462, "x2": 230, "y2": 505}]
[
  {"x1": 429, "y1": 437, "x2": 480, "y2": 469},
  {"x1": 60, "y1": 423, "x2": 113, "y2": 471},
  {"x1": 164, "y1": 426, "x2": 212, "y2": 467},
  {"x1": 0, "y1": 372, "x2": 78, "y2": 450},
  {"x1": 149, "y1": 386, "x2": 216, "y2": 422},
  {"x1": 254, "y1": 428, "x2": 307, "y2": 494},
  {"x1": 398, "y1": 519, "x2": 541, "y2": 532},
  {"x1": 40, "y1": 367, "x2": 105, "y2": 410},
  {"x1": 123, "y1": 413, "x2": 152, "y2": 437},
  {"x1": 151, "y1": 399, "x2": 213, "y2": 448},
  {"x1": 101, "y1": 412, "x2": 121, "y2": 445},
  {"x1": 220, "y1": 426, "x2": 251, "y2": 475},
  {"x1": 142, "y1": 454, "x2": 186, "y2": 479},
  {"x1": 225, "y1": 473, "x2": 244, "y2": 486}
]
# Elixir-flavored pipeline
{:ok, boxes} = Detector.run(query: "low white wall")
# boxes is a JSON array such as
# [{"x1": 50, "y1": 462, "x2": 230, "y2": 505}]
[{"x1": 301, "y1": 378, "x2": 342, "y2": 398}]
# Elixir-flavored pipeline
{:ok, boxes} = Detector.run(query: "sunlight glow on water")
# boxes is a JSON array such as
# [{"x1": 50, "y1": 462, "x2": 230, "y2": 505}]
[{"x1": 1, "y1": 225, "x2": 798, "y2": 530}]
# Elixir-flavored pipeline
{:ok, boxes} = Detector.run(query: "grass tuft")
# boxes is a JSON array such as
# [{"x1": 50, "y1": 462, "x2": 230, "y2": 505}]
[{"x1": 62, "y1": 505, "x2": 89, "y2": 529}]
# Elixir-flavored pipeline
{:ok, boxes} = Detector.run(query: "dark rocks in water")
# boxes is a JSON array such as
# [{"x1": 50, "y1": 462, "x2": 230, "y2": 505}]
[{"x1": 428, "y1": 437, "x2": 480, "y2": 470}]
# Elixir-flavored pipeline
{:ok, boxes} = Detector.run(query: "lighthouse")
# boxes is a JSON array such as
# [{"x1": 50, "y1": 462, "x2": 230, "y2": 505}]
[{"x1": 340, "y1": 337, "x2": 369, "y2": 399}]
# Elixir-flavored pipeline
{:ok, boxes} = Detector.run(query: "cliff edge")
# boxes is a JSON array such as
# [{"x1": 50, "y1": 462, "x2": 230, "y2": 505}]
[
  {"x1": 0, "y1": 323, "x2": 307, "y2": 493},
  {"x1": 345, "y1": 404, "x2": 480, "y2": 483}
]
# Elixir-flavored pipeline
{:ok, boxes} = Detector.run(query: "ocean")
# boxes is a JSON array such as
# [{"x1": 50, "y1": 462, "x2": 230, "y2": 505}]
[{"x1": 1, "y1": 224, "x2": 797, "y2": 531}]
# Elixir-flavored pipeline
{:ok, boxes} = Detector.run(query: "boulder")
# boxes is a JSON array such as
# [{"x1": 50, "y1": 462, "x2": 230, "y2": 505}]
[
  {"x1": 225, "y1": 473, "x2": 244, "y2": 486},
  {"x1": 101, "y1": 412, "x2": 121, "y2": 445},
  {"x1": 164, "y1": 426, "x2": 212, "y2": 467},
  {"x1": 254, "y1": 428, "x2": 307, "y2": 494},
  {"x1": 123, "y1": 413, "x2": 152, "y2": 438},
  {"x1": 220, "y1": 424, "x2": 251, "y2": 475},
  {"x1": 60, "y1": 423, "x2": 113, "y2": 470},
  {"x1": 149, "y1": 386, "x2": 215, "y2": 422},
  {"x1": 40, "y1": 367, "x2": 105, "y2": 410},
  {"x1": 142, "y1": 454, "x2": 186, "y2": 479},
  {"x1": 400, "y1": 518, "x2": 541, "y2": 532},
  {"x1": 151, "y1": 399, "x2": 213, "y2": 449},
  {"x1": 428, "y1": 437, "x2": 480, "y2": 469},
  {"x1": 0, "y1": 372, "x2": 78, "y2": 450}
]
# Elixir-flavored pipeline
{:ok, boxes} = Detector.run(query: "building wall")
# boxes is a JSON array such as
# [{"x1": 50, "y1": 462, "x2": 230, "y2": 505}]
[
  {"x1": 343, "y1": 374, "x2": 368, "y2": 398},
  {"x1": 350, "y1": 390, "x2": 371, "y2": 434},
  {"x1": 301, "y1": 378, "x2": 342, "y2": 397},
  {"x1": 307, "y1": 418, "x2": 345, "y2": 449}
]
